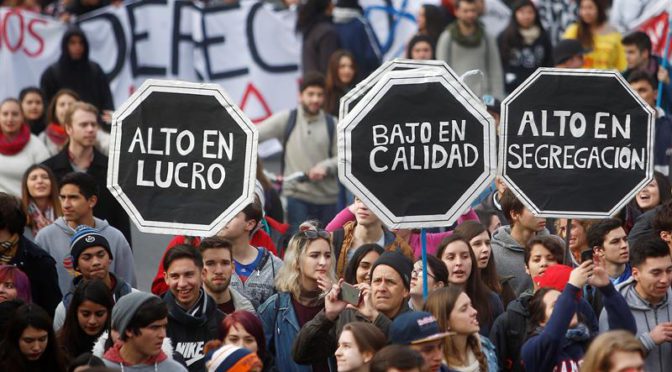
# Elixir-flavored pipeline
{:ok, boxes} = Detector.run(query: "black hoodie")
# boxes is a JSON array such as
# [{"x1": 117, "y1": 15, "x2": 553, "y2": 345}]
[{"x1": 39, "y1": 27, "x2": 114, "y2": 112}]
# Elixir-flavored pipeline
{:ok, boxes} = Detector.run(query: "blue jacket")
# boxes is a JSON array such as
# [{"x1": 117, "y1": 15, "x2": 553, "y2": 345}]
[
  {"x1": 521, "y1": 284, "x2": 635, "y2": 371},
  {"x1": 332, "y1": 7, "x2": 381, "y2": 81},
  {"x1": 259, "y1": 292, "x2": 335, "y2": 372}
]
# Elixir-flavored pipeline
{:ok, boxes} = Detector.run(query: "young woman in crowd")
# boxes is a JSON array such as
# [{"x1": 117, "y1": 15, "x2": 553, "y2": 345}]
[
  {"x1": 57, "y1": 280, "x2": 112, "y2": 364},
  {"x1": 580, "y1": 330, "x2": 645, "y2": 372},
  {"x1": 416, "y1": 4, "x2": 448, "y2": 46},
  {"x1": 554, "y1": 219, "x2": 597, "y2": 265},
  {"x1": 406, "y1": 34, "x2": 435, "y2": 60},
  {"x1": 343, "y1": 244, "x2": 384, "y2": 285},
  {"x1": 497, "y1": 0, "x2": 552, "y2": 94},
  {"x1": 454, "y1": 221, "x2": 516, "y2": 308},
  {"x1": 436, "y1": 235, "x2": 503, "y2": 337},
  {"x1": 21, "y1": 164, "x2": 62, "y2": 238},
  {"x1": 0, "y1": 98, "x2": 50, "y2": 197},
  {"x1": 0, "y1": 303, "x2": 67, "y2": 372},
  {"x1": 335, "y1": 322, "x2": 387, "y2": 372},
  {"x1": 562, "y1": 0, "x2": 626, "y2": 70},
  {"x1": 424, "y1": 286, "x2": 498, "y2": 372},
  {"x1": 259, "y1": 221, "x2": 336, "y2": 371},
  {"x1": 41, "y1": 89, "x2": 79, "y2": 155},
  {"x1": 409, "y1": 255, "x2": 447, "y2": 310},
  {"x1": 0, "y1": 265, "x2": 32, "y2": 303},
  {"x1": 220, "y1": 310, "x2": 276, "y2": 372},
  {"x1": 521, "y1": 260, "x2": 635, "y2": 371},
  {"x1": 325, "y1": 50, "x2": 357, "y2": 116},
  {"x1": 19, "y1": 87, "x2": 47, "y2": 136},
  {"x1": 623, "y1": 171, "x2": 671, "y2": 233}
]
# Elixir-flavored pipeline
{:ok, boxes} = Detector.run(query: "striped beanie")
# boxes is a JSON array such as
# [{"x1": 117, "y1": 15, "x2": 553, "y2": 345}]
[
  {"x1": 206, "y1": 344, "x2": 263, "y2": 372},
  {"x1": 70, "y1": 225, "x2": 112, "y2": 269}
]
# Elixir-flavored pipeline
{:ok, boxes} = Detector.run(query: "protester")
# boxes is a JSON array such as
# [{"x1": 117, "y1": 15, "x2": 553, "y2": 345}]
[
  {"x1": 343, "y1": 244, "x2": 384, "y2": 285},
  {"x1": 369, "y1": 345, "x2": 425, "y2": 372},
  {"x1": 409, "y1": 256, "x2": 447, "y2": 310},
  {"x1": 522, "y1": 259, "x2": 636, "y2": 371},
  {"x1": 257, "y1": 72, "x2": 338, "y2": 234},
  {"x1": 19, "y1": 87, "x2": 47, "y2": 135},
  {"x1": 42, "y1": 101, "x2": 130, "y2": 243},
  {"x1": 622, "y1": 31, "x2": 672, "y2": 113},
  {"x1": 0, "y1": 192, "x2": 61, "y2": 316},
  {"x1": 492, "y1": 189, "x2": 548, "y2": 295},
  {"x1": 416, "y1": 4, "x2": 449, "y2": 46},
  {"x1": 562, "y1": 0, "x2": 626, "y2": 70},
  {"x1": 332, "y1": 0, "x2": 381, "y2": 81},
  {"x1": 52, "y1": 226, "x2": 134, "y2": 330},
  {"x1": 297, "y1": 0, "x2": 340, "y2": 76},
  {"x1": 454, "y1": 220, "x2": 516, "y2": 307},
  {"x1": 436, "y1": 0, "x2": 504, "y2": 98},
  {"x1": 163, "y1": 244, "x2": 224, "y2": 371},
  {"x1": 554, "y1": 218, "x2": 597, "y2": 265},
  {"x1": 324, "y1": 50, "x2": 356, "y2": 117},
  {"x1": 0, "y1": 98, "x2": 50, "y2": 197},
  {"x1": 497, "y1": 0, "x2": 552, "y2": 94},
  {"x1": 40, "y1": 27, "x2": 114, "y2": 118},
  {"x1": 41, "y1": 89, "x2": 78, "y2": 155},
  {"x1": 553, "y1": 39, "x2": 586, "y2": 68},
  {"x1": 423, "y1": 286, "x2": 498, "y2": 371},
  {"x1": 57, "y1": 279, "x2": 113, "y2": 363},
  {"x1": 292, "y1": 251, "x2": 413, "y2": 365},
  {"x1": 406, "y1": 34, "x2": 435, "y2": 60},
  {"x1": 0, "y1": 303, "x2": 67, "y2": 372},
  {"x1": 199, "y1": 237, "x2": 255, "y2": 315},
  {"x1": 625, "y1": 171, "x2": 672, "y2": 235},
  {"x1": 0, "y1": 264, "x2": 32, "y2": 303},
  {"x1": 334, "y1": 322, "x2": 387, "y2": 372},
  {"x1": 600, "y1": 236, "x2": 672, "y2": 372},
  {"x1": 436, "y1": 234, "x2": 503, "y2": 337},
  {"x1": 203, "y1": 344, "x2": 263, "y2": 372},
  {"x1": 35, "y1": 172, "x2": 136, "y2": 294},
  {"x1": 387, "y1": 311, "x2": 452, "y2": 372},
  {"x1": 581, "y1": 330, "x2": 645, "y2": 372},
  {"x1": 220, "y1": 310, "x2": 275, "y2": 371},
  {"x1": 653, "y1": 200, "x2": 672, "y2": 252},
  {"x1": 21, "y1": 164, "x2": 62, "y2": 238},
  {"x1": 259, "y1": 221, "x2": 336, "y2": 371},
  {"x1": 102, "y1": 292, "x2": 188, "y2": 371}
]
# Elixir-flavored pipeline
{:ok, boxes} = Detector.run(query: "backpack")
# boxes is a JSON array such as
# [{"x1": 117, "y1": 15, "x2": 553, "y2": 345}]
[{"x1": 280, "y1": 108, "x2": 336, "y2": 176}]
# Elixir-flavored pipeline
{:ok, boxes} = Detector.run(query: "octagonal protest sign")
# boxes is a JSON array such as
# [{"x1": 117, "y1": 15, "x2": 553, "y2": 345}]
[
  {"x1": 339, "y1": 67, "x2": 496, "y2": 229},
  {"x1": 108, "y1": 79, "x2": 258, "y2": 236},
  {"x1": 500, "y1": 68, "x2": 655, "y2": 218}
]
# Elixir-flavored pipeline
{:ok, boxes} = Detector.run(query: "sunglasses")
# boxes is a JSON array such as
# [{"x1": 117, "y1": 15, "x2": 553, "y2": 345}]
[{"x1": 301, "y1": 229, "x2": 330, "y2": 240}]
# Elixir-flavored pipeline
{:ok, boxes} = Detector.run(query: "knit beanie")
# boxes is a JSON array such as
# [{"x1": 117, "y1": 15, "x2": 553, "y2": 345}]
[
  {"x1": 206, "y1": 344, "x2": 263, "y2": 372},
  {"x1": 112, "y1": 292, "x2": 159, "y2": 337},
  {"x1": 70, "y1": 225, "x2": 112, "y2": 269},
  {"x1": 370, "y1": 252, "x2": 413, "y2": 289}
]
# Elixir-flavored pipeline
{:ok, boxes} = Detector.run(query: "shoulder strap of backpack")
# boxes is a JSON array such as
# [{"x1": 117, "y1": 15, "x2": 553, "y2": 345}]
[
  {"x1": 325, "y1": 113, "x2": 335, "y2": 158},
  {"x1": 280, "y1": 109, "x2": 298, "y2": 176}
]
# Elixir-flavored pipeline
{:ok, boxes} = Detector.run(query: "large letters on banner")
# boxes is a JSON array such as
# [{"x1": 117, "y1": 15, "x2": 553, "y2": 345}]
[
  {"x1": 108, "y1": 80, "x2": 258, "y2": 235},
  {"x1": 500, "y1": 68, "x2": 655, "y2": 218},
  {"x1": 339, "y1": 65, "x2": 496, "y2": 228}
]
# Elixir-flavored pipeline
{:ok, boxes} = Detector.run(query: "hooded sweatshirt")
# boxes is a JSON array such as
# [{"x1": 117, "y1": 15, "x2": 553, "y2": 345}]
[
  {"x1": 103, "y1": 341, "x2": 187, "y2": 372},
  {"x1": 39, "y1": 27, "x2": 114, "y2": 111},
  {"x1": 230, "y1": 247, "x2": 283, "y2": 309},
  {"x1": 491, "y1": 226, "x2": 549, "y2": 295},
  {"x1": 164, "y1": 289, "x2": 224, "y2": 372},
  {"x1": 600, "y1": 277, "x2": 672, "y2": 372},
  {"x1": 35, "y1": 217, "x2": 137, "y2": 294}
]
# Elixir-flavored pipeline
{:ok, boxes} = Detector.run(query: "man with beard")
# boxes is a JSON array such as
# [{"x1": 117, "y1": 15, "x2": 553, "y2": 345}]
[
  {"x1": 257, "y1": 72, "x2": 337, "y2": 234},
  {"x1": 198, "y1": 237, "x2": 255, "y2": 314}
]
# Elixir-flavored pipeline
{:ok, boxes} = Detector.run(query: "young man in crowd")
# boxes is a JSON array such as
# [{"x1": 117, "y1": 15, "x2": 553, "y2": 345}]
[
  {"x1": 331, "y1": 197, "x2": 414, "y2": 277},
  {"x1": 599, "y1": 236, "x2": 672, "y2": 372},
  {"x1": 292, "y1": 252, "x2": 413, "y2": 364},
  {"x1": 103, "y1": 292, "x2": 187, "y2": 371},
  {"x1": 491, "y1": 189, "x2": 548, "y2": 295},
  {"x1": 217, "y1": 203, "x2": 283, "y2": 309},
  {"x1": 53, "y1": 226, "x2": 135, "y2": 329},
  {"x1": 622, "y1": 31, "x2": 671, "y2": 114},
  {"x1": 163, "y1": 244, "x2": 223, "y2": 372},
  {"x1": 0, "y1": 193, "x2": 61, "y2": 316},
  {"x1": 584, "y1": 219, "x2": 631, "y2": 315},
  {"x1": 36, "y1": 172, "x2": 136, "y2": 294},
  {"x1": 436, "y1": 0, "x2": 503, "y2": 99},
  {"x1": 628, "y1": 70, "x2": 672, "y2": 175},
  {"x1": 388, "y1": 311, "x2": 451, "y2": 372},
  {"x1": 42, "y1": 101, "x2": 131, "y2": 243},
  {"x1": 257, "y1": 72, "x2": 338, "y2": 233},
  {"x1": 198, "y1": 237, "x2": 255, "y2": 315}
]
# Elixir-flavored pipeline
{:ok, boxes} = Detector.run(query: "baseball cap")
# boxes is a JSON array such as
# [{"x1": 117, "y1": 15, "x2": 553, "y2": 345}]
[{"x1": 388, "y1": 311, "x2": 453, "y2": 345}]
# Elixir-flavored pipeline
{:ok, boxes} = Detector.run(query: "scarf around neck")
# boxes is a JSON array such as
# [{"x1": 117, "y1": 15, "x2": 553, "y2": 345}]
[
  {"x1": 46, "y1": 122, "x2": 68, "y2": 147},
  {"x1": 298, "y1": 285, "x2": 324, "y2": 307},
  {"x1": 519, "y1": 26, "x2": 541, "y2": 45},
  {"x1": 27, "y1": 201, "x2": 55, "y2": 236},
  {"x1": 0, "y1": 124, "x2": 30, "y2": 155},
  {"x1": 448, "y1": 21, "x2": 484, "y2": 48}
]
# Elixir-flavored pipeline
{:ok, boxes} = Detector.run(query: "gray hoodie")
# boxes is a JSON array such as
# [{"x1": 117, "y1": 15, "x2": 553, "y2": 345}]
[
  {"x1": 230, "y1": 247, "x2": 283, "y2": 309},
  {"x1": 599, "y1": 277, "x2": 672, "y2": 372},
  {"x1": 491, "y1": 226, "x2": 549, "y2": 296},
  {"x1": 35, "y1": 217, "x2": 137, "y2": 294}
]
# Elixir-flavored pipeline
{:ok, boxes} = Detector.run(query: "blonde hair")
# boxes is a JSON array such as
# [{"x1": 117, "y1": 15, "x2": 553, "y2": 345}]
[
  {"x1": 275, "y1": 221, "x2": 336, "y2": 299},
  {"x1": 581, "y1": 331, "x2": 645, "y2": 372}
]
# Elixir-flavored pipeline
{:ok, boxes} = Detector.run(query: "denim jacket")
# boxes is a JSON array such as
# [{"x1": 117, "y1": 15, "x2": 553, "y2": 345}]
[{"x1": 259, "y1": 291, "x2": 335, "y2": 372}]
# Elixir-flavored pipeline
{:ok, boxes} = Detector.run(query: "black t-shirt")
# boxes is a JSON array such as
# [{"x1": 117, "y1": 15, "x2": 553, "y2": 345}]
[{"x1": 217, "y1": 298, "x2": 236, "y2": 315}]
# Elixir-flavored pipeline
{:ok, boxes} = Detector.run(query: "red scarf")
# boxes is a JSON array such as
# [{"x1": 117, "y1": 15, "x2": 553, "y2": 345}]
[
  {"x1": 0, "y1": 124, "x2": 30, "y2": 155},
  {"x1": 46, "y1": 122, "x2": 68, "y2": 147},
  {"x1": 103, "y1": 340, "x2": 168, "y2": 366}
]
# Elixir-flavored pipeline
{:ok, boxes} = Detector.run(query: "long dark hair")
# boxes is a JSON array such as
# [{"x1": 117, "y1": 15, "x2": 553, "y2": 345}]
[
  {"x1": 527, "y1": 287, "x2": 556, "y2": 336},
  {"x1": 296, "y1": 0, "x2": 331, "y2": 34},
  {"x1": 58, "y1": 280, "x2": 113, "y2": 361},
  {"x1": 419, "y1": 4, "x2": 447, "y2": 45},
  {"x1": 498, "y1": 0, "x2": 545, "y2": 63},
  {"x1": 436, "y1": 235, "x2": 494, "y2": 326},
  {"x1": 0, "y1": 304, "x2": 66, "y2": 372},
  {"x1": 454, "y1": 221, "x2": 501, "y2": 292},
  {"x1": 577, "y1": 0, "x2": 607, "y2": 48},
  {"x1": 344, "y1": 244, "x2": 384, "y2": 284},
  {"x1": 325, "y1": 50, "x2": 356, "y2": 115}
]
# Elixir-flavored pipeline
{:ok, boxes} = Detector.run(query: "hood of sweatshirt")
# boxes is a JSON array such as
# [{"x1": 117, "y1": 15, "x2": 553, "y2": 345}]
[
  {"x1": 507, "y1": 292, "x2": 532, "y2": 317},
  {"x1": 164, "y1": 289, "x2": 217, "y2": 327},
  {"x1": 92, "y1": 331, "x2": 174, "y2": 359},
  {"x1": 54, "y1": 217, "x2": 112, "y2": 237},
  {"x1": 492, "y1": 226, "x2": 549, "y2": 253},
  {"x1": 616, "y1": 276, "x2": 672, "y2": 311},
  {"x1": 59, "y1": 27, "x2": 90, "y2": 66}
]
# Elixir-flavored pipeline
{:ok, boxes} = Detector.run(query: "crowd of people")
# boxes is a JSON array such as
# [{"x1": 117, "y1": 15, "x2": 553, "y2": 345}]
[{"x1": 1, "y1": 0, "x2": 672, "y2": 371}]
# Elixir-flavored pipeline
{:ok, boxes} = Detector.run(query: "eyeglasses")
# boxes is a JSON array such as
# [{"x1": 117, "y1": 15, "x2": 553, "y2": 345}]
[
  {"x1": 411, "y1": 268, "x2": 435, "y2": 280},
  {"x1": 301, "y1": 229, "x2": 330, "y2": 240}
]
